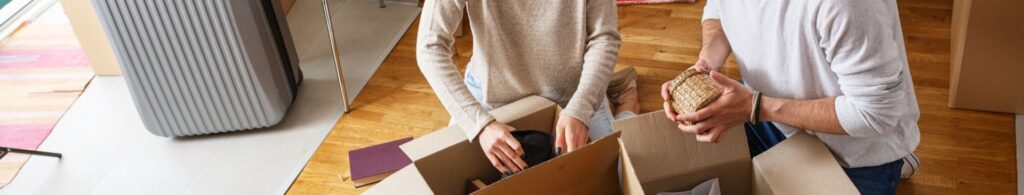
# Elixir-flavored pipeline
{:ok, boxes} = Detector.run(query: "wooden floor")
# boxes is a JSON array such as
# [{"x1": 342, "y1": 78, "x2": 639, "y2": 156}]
[{"x1": 288, "y1": 0, "x2": 1018, "y2": 194}]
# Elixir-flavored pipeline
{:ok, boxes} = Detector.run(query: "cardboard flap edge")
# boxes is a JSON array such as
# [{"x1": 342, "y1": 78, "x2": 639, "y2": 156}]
[{"x1": 613, "y1": 110, "x2": 750, "y2": 184}]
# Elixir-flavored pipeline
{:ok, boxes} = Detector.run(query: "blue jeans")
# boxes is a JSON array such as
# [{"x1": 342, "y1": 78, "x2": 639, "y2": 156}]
[
  {"x1": 449, "y1": 73, "x2": 629, "y2": 140},
  {"x1": 746, "y1": 122, "x2": 903, "y2": 195}
]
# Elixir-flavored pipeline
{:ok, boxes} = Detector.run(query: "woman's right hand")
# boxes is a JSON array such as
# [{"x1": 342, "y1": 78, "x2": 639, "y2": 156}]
[{"x1": 477, "y1": 121, "x2": 527, "y2": 174}]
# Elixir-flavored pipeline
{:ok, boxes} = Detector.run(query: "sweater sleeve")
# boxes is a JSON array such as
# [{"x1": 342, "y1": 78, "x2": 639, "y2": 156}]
[
  {"x1": 562, "y1": 0, "x2": 621, "y2": 125},
  {"x1": 416, "y1": 0, "x2": 495, "y2": 141},
  {"x1": 818, "y1": 1, "x2": 909, "y2": 137},
  {"x1": 702, "y1": 0, "x2": 721, "y2": 21}
]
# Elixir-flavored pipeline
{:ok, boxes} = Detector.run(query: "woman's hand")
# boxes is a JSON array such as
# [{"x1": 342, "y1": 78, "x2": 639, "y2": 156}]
[
  {"x1": 555, "y1": 115, "x2": 589, "y2": 154},
  {"x1": 477, "y1": 121, "x2": 527, "y2": 174}
]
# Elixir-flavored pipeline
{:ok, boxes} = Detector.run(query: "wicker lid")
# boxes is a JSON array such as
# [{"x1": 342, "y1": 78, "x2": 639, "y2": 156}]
[{"x1": 669, "y1": 68, "x2": 723, "y2": 123}]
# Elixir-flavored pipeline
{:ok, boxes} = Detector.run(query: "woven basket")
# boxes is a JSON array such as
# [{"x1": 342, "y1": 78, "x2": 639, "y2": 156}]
[{"x1": 669, "y1": 68, "x2": 722, "y2": 124}]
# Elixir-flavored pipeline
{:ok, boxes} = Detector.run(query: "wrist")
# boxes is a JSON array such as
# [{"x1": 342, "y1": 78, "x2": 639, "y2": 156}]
[
  {"x1": 559, "y1": 111, "x2": 589, "y2": 127},
  {"x1": 759, "y1": 96, "x2": 782, "y2": 122},
  {"x1": 484, "y1": 120, "x2": 505, "y2": 132},
  {"x1": 697, "y1": 49, "x2": 728, "y2": 70},
  {"x1": 696, "y1": 55, "x2": 721, "y2": 71},
  {"x1": 477, "y1": 120, "x2": 499, "y2": 140}
]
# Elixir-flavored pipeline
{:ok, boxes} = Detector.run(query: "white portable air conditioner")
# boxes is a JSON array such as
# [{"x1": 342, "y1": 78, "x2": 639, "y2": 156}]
[{"x1": 93, "y1": 0, "x2": 302, "y2": 136}]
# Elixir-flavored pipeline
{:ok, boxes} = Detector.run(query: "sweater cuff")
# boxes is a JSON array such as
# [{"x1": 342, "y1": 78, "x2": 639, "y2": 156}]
[
  {"x1": 561, "y1": 104, "x2": 594, "y2": 126},
  {"x1": 834, "y1": 96, "x2": 880, "y2": 137},
  {"x1": 461, "y1": 114, "x2": 496, "y2": 143}
]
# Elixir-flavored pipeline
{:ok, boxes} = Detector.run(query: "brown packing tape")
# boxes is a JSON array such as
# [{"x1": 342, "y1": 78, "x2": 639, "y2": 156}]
[
  {"x1": 473, "y1": 132, "x2": 622, "y2": 195},
  {"x1": 616, "y1": 110, "x2": 751, "y2": 195},
  {"x1": 751, "y1": 132, "x2": 859, "y2": 195}
]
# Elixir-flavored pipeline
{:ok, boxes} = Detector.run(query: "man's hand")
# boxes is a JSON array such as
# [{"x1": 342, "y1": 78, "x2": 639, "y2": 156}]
[
  {"x1": 555, "y1": 115, "x2": 589, "y2": 154},
  {"x1": 478, "y1": 121, "x2": 527, "y2": 174},
  {"x1": 691, "y1": 58, "x2": 711, "y2": 72},
  {"x1": 674, "y1": 71, "x2": 753, "y2": 143},
  {"x1": 662, "y1": 59, "x2": 711, "y2": 121}
]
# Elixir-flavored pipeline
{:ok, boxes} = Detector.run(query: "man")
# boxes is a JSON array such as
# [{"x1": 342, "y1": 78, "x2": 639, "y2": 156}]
[
  {"x1": 661, "y1": 0, "x2": 920, "y2": 194},
  {"x1": 416, "y1": 0, "x2": 633, "y2": 175}
]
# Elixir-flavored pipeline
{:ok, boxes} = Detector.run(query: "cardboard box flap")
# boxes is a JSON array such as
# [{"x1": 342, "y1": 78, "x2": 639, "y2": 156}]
[
  {"x1": 489, "y1": 96, "x2": 559, "y2": 134},
  {"x1": 751, "y1": 132, "x2": 858, "y2": 195},
  {"x1": 473, "y1": 132, "x2": 623, "y2": 195},
  {"x1": 412, "y1": 136, "x2": 496, "y2": 195},
  {"x1": 400, "y1": 95, "x2": 558, "y2": 161},
  {"x1": 396, "y1": 96, "x2": 561, "y2": 195},
  {"x1": 362, "y1": 165, "x2": 433, "y2": 195},
  {"x1": 619, "y1": 139, "x2": 644, "y2": 195},
  {"x1": 615, "y1": 111, "x2": 751, "y2": 195},
  {"x1": 401, "y1": 126, "x2": 465, "y2": 161}
]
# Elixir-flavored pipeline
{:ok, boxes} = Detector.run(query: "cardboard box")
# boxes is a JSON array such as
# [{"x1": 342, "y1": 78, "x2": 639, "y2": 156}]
[
  {"x1": 616, "y1": 111, "x2": 751, "y2": 195},
  {"x1": 949, "y1": 0, "x2": 1024, "y2": 114},
  {"x1": 366, "y1": 96, "x2": 858, "y2": 195},
  {"x1": 61, "y1": 0, "x2": 123, "y2": 76},
  {"x1": 617, "y1": 111, "x2": 859, "y2": 195},
  {"x1": 281, "y1": 0, "x2": 296, "y2": 14},
  {"x1": 750, "y1": 131, "x2": 859, "y2": 195},
  {"x1": 364, "y1": 96, "x2": 623, "y2": 195}
]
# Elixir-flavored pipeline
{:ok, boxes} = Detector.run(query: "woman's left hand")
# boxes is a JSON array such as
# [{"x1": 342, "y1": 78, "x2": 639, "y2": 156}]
[{"x1": 554, "y1": 115, "x2": 590, "y2": 154}]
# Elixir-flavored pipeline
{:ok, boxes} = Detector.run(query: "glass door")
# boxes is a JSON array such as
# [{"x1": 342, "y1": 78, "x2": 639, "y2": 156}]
[{"x1": 0, "y1": 0, "x2": 56, "y2": 42}]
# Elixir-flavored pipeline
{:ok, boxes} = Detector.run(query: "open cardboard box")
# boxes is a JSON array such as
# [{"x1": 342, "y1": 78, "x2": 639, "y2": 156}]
[
  {"x1": 364, "y1": 96, "x2": 623, "y2": 195},
  {"x1": 616, "y1": 111, "x2": 859, "y2": 195},
  {"x1": 365, "y1": 96, "x2": 859, "y2": 195}
]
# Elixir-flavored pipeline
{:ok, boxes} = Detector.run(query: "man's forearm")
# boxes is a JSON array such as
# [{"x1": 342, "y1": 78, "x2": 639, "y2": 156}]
[
  {"x1": 699, "y1": 19, "x2": 732, "y2": 70},
  {"x1": 760, "y1": 96, "x2": 848, "y2": 135}
]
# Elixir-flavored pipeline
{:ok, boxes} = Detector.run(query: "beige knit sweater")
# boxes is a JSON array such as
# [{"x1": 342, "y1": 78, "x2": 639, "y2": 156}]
[{"x1": 417, "y1": 0, "x2": 621, "y2": 140}]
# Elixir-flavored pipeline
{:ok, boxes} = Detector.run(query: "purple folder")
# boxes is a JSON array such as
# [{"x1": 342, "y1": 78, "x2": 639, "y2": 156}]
[{"x1": 349, "y1": 137, "x2": 414, "y2": 187}]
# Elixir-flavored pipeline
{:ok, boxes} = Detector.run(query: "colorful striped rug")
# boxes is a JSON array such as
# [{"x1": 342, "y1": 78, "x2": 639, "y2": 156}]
[
  {"x1": 0, "y1": 5, "x2": 94, "y2": 188},
  {"x1": 617, "y1": 0, "x2": 695, "y2": 5}
]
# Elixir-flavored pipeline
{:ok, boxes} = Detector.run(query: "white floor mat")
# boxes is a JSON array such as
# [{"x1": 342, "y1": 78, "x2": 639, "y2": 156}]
[
  {"x1": 289, "y1": 0, "x2": 421, "y2": 102},
  {"x1": 0, "y1": 0, "x2": 420, "y2": 194}
]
